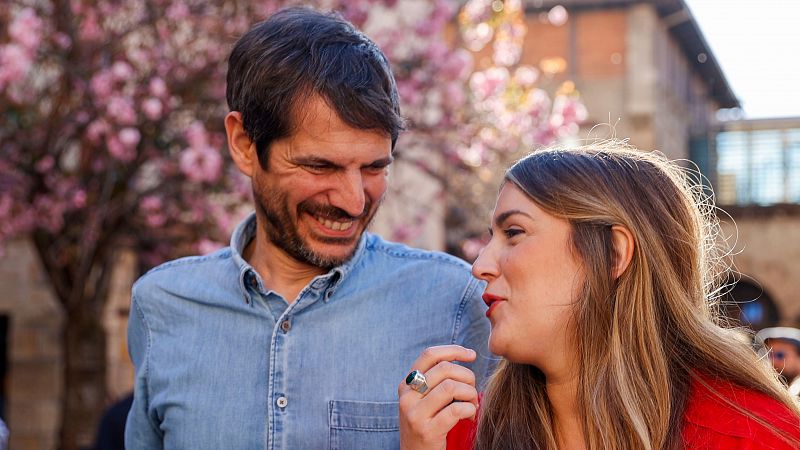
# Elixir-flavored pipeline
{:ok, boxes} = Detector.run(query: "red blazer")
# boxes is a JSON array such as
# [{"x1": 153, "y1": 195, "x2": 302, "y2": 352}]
[{"x1": 447, "y1": 376, "x2": 800, "y2": 449}]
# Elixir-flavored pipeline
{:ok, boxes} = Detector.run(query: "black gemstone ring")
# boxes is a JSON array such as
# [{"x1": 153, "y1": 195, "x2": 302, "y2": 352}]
[{"x1": 405, "y1": 370, "x2": 429, "y2": 394}]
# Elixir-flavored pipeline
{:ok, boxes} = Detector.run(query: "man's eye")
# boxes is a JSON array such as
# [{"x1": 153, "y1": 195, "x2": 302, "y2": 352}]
[
  {"x1": 364, "y1": 165, "x2": 388, "y2": 174},
  {"x1": 304, "y1": 164, "x2": 330, "y2": 172}
]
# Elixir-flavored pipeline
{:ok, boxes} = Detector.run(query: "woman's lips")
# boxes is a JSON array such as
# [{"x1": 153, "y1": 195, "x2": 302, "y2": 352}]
[{"x1": 482, "y1": 293, "x2": 505, "y2": 318}]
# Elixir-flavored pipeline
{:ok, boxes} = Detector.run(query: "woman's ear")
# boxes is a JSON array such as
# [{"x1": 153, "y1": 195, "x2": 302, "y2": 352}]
[
  {"x1": 610, "y1": 225, "x2": 635, "y2": 279},
  {"x1": 224, "y1": 111, "x2": 258, "y2": 178}
]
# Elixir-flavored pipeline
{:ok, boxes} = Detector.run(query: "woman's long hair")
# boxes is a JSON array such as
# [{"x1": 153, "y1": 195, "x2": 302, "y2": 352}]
[{"x1": 473, "y1": 141, "x2": 800, "y2": 450}]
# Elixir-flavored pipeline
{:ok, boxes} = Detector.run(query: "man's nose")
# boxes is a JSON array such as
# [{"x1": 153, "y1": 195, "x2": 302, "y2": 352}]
[{"x1": 332, "y1": 170, "x2": 366, "y2": 218}]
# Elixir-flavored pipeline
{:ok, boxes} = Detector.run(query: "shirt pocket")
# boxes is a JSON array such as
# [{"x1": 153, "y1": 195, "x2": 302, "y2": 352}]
[{"x1": 329, "y1": 400, "x2": 399, "y2": 450}]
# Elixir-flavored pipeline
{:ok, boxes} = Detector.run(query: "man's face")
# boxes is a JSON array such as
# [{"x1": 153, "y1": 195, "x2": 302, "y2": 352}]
[
  {"x1": 767, "y1": 339, "x2": 800, "y2": 381},
  {"x1": 252, "y1": 95, "x2": 393, "y2": 270}
]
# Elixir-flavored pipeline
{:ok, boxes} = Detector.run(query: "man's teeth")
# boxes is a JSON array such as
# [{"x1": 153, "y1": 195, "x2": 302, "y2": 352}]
[{"x1": 316, "y1": 216, "x2": 354, "y2": 231}]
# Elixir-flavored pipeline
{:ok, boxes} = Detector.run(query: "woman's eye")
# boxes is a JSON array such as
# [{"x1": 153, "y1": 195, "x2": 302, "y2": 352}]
[{"x1": 503, "y1": 228, "x2": 524, "y2": 239}]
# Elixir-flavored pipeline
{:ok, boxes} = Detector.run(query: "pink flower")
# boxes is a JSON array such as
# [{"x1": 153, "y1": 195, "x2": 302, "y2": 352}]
[
  {"x1": 442, "y1": 81, "x2": 466, "y2": 109},
  {"x1": 441, "y1": 49, "x2": 473, "y2": 80},
  {"x1": 54, "y1": 33, "x2": 72, "y2": 50},
  {"x1": 185, "y1": 121, "x2": 209, "y2": 149},
  {"x1": 0, "y1": 44, "x2": 34, "y2": 90},
  {"x1": 397, "y1": 79, "x2": 422, "y2": 107},
  {"x1": 513, "y1": 66, "x2": 539, "y2": 88},
  {"x1": 553, "y1": 96, "x2": 588, "y2": 124},
  {"x1": 492, "y1": 39, "x2": 521, "y2": 67},
  {"x1": 140, "y1": 195, "x2": 162, "y2": 212},
  {"x1": 142, "y1": 98, "x2": 163, "y2": 120},
  {"x1": 35, "y1": 155, "x2": 55, "y2": 173},
  {"x1": 71, "y1": 190, "x2": 87, "y2": 208},
  {"x1": 10, "y1": 8, "x2": 43, "y2": 51},
  {"x1": 425, "y1": 42, "x2": 449, "y2": 62},
  {"x1": 145, "y1": 212, "x2": 167, "y2": 228},
  {"x1": 138, "y1": 196, "x2": 167, "y2": 227},
  {"x1": 90, "y1": 70, "x2": 114, "y2": 99},
  {"x1": 106, "y1": 133, "x2": 137, "y2": 162},
  {"x1": 33, "y1": 194, "x2": 66, "y2": 233},
  {"x1": 469, "y1": 67, "x2": 509, "y2": 100},
  {"x1": 111, "y1": 61, "x2": 134, "y2": 80},
  {"x1": 118, "y1": 127, "x2": 141, "y2": 148},
  {"x1": 149, "y1": 77, "x2": 167, "y2": 98},
  {"x1": 107, "y1": 96, "x2": 137, "y2": 125},
  {"x1": 166, "y1": 2, "x2": 190, "y2": 20},
  {"x1": 86, "y1": 119, "x2": 108, "y2": 144},
  {"x1": 79, "y1": 10, "x2": 103, "y2": 42},
  {"x1": 179, "y1": 146, "x2": 223, "y2": 183}
]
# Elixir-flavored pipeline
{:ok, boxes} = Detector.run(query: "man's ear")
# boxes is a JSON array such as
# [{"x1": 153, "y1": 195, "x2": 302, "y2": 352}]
[
  {"x1": 224, "y1": 111, "x2": 258, "y2": 178},
  {"x1": 610, "y1": 224, "x2": 635, "y2": 279}
]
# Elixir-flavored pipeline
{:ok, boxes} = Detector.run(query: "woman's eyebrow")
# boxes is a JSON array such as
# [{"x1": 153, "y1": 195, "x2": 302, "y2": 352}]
[{"x1": 493, "y1": 209, "x2": 533, "y2": 227}]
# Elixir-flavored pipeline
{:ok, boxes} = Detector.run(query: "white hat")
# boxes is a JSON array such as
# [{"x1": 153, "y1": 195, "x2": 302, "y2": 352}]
[{"x1": 756, "y1": 327, "x2": 800, "y2": 349}]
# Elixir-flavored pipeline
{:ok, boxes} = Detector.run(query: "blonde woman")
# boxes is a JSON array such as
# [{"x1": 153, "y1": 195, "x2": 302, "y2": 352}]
[{"x1": 399, "y1": 142, "x2": 800, "y2": 449}]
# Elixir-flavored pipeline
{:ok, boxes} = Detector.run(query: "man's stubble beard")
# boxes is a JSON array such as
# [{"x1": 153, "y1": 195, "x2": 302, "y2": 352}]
[{"x1": 253, "y1": 184, "x2": 381, "y2": 271}]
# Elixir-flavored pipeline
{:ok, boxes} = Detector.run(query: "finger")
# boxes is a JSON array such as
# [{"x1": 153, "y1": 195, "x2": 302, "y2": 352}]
[
  {"x1": 430, "y1": 395, "x2": 478, "y2": 431},
  {"x1": 398, "y1": 345, "x2": 477, "y2": 397},
  {"x1": 410, "y1": 345, "x2": 476, "y2": 375},
  {"x1": 413, "y1": 378, "x2": 478, "y2": 420},
  {"x1": 424, "y1": 360, "x2": 477, "y2": 390}
]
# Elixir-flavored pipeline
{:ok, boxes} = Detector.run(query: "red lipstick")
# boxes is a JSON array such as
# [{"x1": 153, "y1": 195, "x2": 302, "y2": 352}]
[{"x1": 482, "y1": 293, "x2": 505, "y2": 318}]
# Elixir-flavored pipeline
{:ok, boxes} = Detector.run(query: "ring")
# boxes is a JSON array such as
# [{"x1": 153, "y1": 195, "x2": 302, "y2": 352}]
[{"x1": 405, "y1": 370, "x2": 429, "y2": 394}]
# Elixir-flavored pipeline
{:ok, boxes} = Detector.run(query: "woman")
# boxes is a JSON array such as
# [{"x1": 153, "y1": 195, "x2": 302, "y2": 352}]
[{"x1": 398, "y1": 141, "x2": 800, "y2": 449}]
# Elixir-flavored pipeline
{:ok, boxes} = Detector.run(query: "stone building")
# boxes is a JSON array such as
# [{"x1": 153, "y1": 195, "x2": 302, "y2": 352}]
[
  {"x1": 518, "y1": 0, "x2": 738, "y2": 160},
  {"x1": 713, "y1": 117, "x2": 800, "y2": 328},
  {"x1": 516, "y1": 1, "x2": 800, "y2": 327}
]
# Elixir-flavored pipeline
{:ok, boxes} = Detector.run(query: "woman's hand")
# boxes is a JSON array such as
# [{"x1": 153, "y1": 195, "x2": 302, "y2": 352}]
[{"x1": 398, "y1": 345, "x2": 479, "y2": 450}]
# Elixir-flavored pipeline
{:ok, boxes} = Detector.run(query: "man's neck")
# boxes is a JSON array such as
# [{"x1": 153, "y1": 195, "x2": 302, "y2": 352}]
[{"x1": 243, "y1": 227, "x2": 326, "y2": 304}]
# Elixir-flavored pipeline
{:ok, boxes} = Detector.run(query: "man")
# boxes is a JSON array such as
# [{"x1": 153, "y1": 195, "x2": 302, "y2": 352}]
[
  {"x1": 125, "y1": 7, "x2": 493, "y2": 449},
  {"x1": 757, "y1": 327, "x2": 800, "y2": 396}
]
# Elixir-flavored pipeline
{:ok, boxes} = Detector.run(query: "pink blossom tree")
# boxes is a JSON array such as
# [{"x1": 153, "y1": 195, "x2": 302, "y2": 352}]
[{"x1": 0, "y1": 0, "x2": 582, "y2": 448}]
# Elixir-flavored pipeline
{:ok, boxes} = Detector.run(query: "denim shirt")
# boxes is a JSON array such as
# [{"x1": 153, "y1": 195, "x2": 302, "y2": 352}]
[{"x1": 126, "y1": 213, "x2": 495, "y2": 450}]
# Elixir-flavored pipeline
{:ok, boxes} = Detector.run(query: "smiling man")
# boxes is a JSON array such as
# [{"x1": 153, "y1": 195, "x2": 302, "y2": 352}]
[{"x1": 125, "y1": 7, "x2": 493, "y2": 450}]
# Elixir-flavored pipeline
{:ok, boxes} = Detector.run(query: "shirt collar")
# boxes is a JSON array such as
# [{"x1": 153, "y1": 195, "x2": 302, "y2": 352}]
[{"x1": 230, "y1": 211, "x2": 368, "y2": 303}]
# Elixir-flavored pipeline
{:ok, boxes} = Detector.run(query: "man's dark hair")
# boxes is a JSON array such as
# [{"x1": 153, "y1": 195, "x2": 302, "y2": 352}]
[{"x1": 226, "y1": 7, "x2": 405, "y2": 168}]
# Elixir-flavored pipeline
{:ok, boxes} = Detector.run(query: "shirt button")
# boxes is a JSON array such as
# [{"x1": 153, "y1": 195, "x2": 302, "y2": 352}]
[
  {"x1": 276, "y1": 396, "x2": 288, "y2": 408},
  {"x1": 280, "y1": 320, "x2": 291, "y2": 333}
]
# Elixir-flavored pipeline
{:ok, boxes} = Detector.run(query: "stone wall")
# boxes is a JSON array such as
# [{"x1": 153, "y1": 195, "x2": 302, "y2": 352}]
[
  {"x1": 0, "y1": 239, "x2": 63, "y2": 450},
  {"x1": 0, "y1": 239, "x2": 135, "y2": 450},
  {"x1": 720, "y1": 206, "x2": 800, "y2": 325}
]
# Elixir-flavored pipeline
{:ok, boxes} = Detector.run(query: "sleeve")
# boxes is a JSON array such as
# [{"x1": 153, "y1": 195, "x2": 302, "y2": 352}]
[
  {"x1": 446, "y1": 417, "x2": 477, "y2": 450},
  {"x1": 455, "y1": 277, "x2": 498, "y2": 391},
  {"x1": 124, "y1": 291, "x2": 164, "y2": 450}
]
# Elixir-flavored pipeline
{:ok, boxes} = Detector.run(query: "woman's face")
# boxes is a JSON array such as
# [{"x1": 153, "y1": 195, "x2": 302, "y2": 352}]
[{"x1": 472, "y1": 183, "x2": 584, "y2": 370}]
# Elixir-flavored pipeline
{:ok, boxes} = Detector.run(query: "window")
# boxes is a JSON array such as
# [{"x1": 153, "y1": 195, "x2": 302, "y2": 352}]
[{"x1": 715, "y1": 124, "x2": 800, "y2": 206}]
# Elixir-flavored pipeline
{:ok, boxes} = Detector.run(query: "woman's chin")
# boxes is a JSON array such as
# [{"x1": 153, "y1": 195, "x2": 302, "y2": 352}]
[{"x1": 488, "y1": 335, "x2": 507, "y2": 359}]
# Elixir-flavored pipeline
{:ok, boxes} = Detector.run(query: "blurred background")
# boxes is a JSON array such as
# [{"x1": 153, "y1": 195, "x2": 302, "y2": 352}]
[{"x1": 1, "y1": 0, "x2": 798, "y2": 449}]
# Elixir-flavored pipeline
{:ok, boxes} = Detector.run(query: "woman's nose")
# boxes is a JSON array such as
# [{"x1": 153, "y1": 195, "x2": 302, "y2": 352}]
[{"x1": 471, "y1": 244, "x2": 498, "y2": 281}]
